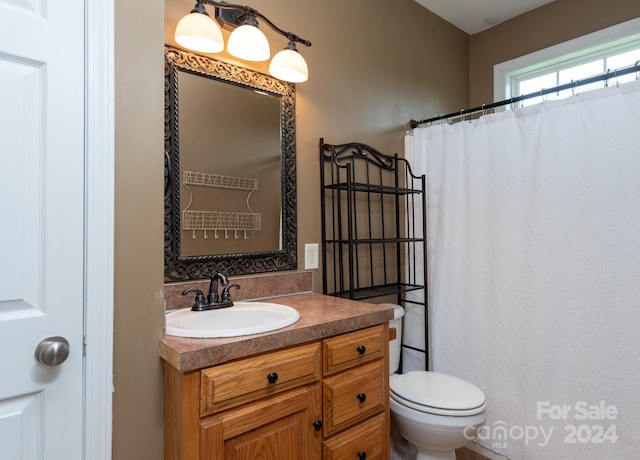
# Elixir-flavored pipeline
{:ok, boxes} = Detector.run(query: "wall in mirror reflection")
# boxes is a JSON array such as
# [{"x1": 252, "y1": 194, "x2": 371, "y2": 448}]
[{"x1": 178, "y1": 71, "x2": 282, "y2": 256}]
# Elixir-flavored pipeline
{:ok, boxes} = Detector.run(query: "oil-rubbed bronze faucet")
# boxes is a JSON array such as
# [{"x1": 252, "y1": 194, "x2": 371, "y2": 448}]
[
  {"x1": 207, "y1": 272, "x2": 228, "y2": 304},
  {"x1": 181, "y1": 273, "x2": 241, "y2": 311}
]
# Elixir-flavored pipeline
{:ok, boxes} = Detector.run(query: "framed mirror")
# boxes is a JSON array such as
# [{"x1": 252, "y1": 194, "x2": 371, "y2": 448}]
[{"x1": 164, "y1": 45, "x2": 297, "y2": 281}]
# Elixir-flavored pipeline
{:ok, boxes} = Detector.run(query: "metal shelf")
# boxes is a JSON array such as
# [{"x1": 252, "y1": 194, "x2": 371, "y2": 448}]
[
  {"x1": 330, "y1": 283, "x2": 425, "y2": 301},
  {"x1": 322, "y1": 181, "x2": 423, "y2": 195},
  {"x1": 324, "y1": 237, "x2": 425, "y2": 245},
  {"x1": 320, "y1": 138, "x2": 428, "y2": 371}
]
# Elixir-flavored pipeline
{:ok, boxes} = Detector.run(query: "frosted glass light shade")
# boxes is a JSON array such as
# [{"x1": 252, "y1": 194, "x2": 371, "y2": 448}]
[
  {"x1": 175, "y1": 12, "x2": 224, "y2": 54},
  {"x1": 269, "y1": 48, "x2": 309, "y2": 83},
  {"x1": 227, "y1": 24, "x2": 270, "y2": 61}
]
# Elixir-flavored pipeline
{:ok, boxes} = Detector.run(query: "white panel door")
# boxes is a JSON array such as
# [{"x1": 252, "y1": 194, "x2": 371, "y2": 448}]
[{"x1": 0, "y1": 0, "x2": 85, "y2": 458}]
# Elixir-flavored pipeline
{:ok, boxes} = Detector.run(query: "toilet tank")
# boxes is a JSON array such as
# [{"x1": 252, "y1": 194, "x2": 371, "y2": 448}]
[{"x1": 379, "y1": 303, "x2": 404, "y2": 374}]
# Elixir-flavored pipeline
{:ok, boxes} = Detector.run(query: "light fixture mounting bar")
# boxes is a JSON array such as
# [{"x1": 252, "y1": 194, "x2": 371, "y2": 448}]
[{"x1": 202, "y1": 0, "x2": 312, "y2": 47}]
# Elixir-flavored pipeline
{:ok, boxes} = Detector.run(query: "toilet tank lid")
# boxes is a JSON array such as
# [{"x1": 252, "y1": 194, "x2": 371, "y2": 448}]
[
  {"x1": 378, "y1": 303, "x2": 404, "y2": 320},
  {"x1": 390, "y1": 371, "x2": 485, "y2": 411}
]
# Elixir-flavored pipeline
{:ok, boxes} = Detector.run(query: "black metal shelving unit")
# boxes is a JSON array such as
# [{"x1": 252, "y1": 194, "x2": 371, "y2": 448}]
[{"x1": 320, "y1": 138, "x2": 428, "y2": 370}]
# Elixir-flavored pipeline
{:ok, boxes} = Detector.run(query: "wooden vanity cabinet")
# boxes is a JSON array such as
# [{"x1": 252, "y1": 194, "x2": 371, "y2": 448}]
[{"x1": 164, "y1": 324, "x2": 389, "y2": 460}]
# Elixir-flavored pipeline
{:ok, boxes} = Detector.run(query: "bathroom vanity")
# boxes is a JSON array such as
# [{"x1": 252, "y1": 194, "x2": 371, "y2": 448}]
[{"x1": 160, "y1": 293, "x2": 394, "y2": 460}]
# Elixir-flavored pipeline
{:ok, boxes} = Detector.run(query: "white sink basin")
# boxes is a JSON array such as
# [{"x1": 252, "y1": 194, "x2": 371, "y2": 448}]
[{"x1": 165, "y1": 301, "x2": 300, "y2": 338}]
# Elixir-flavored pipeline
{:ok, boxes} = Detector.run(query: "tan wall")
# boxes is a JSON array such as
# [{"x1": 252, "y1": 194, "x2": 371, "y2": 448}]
[
  {"x1": 113, "y1": 0, "x2": 165, "y2": 458},
  {"x1": 113, "y1": 0, "x2": 468, "y2": 458},
  {"x1": 469, "y1": 0, "x2": 640, "y2": 106}
]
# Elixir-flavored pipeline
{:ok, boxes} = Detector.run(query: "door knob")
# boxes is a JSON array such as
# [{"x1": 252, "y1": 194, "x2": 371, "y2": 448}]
[{"x1": 35, "y1": 336, "x2": 70, "y2": 366}]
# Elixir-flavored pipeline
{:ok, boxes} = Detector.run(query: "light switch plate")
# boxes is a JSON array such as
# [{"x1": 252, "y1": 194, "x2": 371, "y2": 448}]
[{"x1": 304, "y1": 243, "x2": 319, "y2": 270}]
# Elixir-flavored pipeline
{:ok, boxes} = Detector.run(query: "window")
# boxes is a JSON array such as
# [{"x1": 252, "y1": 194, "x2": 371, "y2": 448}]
[{"x1": 494, "y1": 17, "x2": 640, "y2": 106}]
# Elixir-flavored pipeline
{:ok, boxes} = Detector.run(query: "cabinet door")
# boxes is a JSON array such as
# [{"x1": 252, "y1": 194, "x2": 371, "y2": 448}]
[{"x1": 200, "y1": 384, "x2": 322, "y2": 460}]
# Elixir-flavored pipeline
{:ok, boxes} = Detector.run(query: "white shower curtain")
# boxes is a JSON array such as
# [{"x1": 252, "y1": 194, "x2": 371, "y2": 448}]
[{"x1": 411, "y1": 81, "x2": 640, "y2": 459}]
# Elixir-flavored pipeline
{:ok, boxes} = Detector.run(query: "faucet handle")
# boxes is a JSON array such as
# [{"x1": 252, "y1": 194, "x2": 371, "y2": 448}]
[
  {"x1": 221, "y1": 284, "x2": 240, "y2": 302},
  {"x1": 182, "y1": 288, "x2": 205, "y2": 310}
]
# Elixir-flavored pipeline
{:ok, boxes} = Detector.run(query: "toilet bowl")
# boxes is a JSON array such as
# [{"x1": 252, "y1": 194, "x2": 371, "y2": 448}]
[{"x1": 383, "y1": 304, "x2": 487, "y2": 460}]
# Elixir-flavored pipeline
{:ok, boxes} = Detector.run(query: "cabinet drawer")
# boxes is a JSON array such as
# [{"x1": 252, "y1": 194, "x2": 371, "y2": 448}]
[
  {"x1": 323, "y1": 413, "x2": 387, "y2": 460},
  {"x1": 323, "y1": 325, "x2": 385, "y2": 376},
  {"x1": 201, "y1": 342, "x2": 321, "y2": 416},
  {"x1": 323, "y1": 360, "x2": 386, "y2": 436}
]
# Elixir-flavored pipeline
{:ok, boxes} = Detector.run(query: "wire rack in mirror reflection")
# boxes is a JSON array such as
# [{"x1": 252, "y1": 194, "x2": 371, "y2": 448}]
[{"x1": 181, "y1": 170, "x2": 261, "y2": 240}]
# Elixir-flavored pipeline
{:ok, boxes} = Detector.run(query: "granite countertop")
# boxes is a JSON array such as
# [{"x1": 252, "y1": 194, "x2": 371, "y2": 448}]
[{"x1": 159, "y1": 293, "x2": 394, "y2": 372}]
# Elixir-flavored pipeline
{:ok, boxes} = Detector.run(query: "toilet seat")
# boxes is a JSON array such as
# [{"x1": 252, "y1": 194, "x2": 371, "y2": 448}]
[{"x1": 390, "y1": 371, "x2": 486, "y2": 417}]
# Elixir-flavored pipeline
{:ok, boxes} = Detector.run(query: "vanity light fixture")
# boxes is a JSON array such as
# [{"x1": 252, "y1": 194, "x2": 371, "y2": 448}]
[{"x1": 175, "y1": 0, "x2": 312, "y2": 83}]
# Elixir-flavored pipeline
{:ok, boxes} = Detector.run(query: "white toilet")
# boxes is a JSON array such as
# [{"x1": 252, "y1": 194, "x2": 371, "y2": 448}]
[{"x1": 385, "y1": 304, "x2": 487, "y2": 460}]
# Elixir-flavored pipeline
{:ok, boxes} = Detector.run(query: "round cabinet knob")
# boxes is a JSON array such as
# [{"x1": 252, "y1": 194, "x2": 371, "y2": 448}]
[
  {"x1": 312, "y1": 420, "x2": 323, "y2": 431},
  {"x1": 357, "y1": 452, "x2": 367, "y2": 459},
  {"x1": 267, "y1": 372, "x2": 279, "y2": 384},
  {"x1": 35, "y1": 336, "x2": 70, "y2": 366},
  {"x1": 356, "y1": 393, "x2": 366, "y2": 403},
  {"x1": 356, "y1": 345, "x2": 366, "y2": 355}
]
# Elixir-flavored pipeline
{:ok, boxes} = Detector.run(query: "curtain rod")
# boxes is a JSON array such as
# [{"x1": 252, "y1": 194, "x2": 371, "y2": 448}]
[{"x1": 410, "y1": 63, "x2": 640, "y2": 128}]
